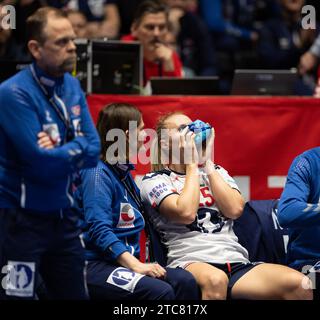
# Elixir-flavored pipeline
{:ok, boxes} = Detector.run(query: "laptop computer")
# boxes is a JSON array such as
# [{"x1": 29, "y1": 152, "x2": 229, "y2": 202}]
[
  {"x1": 90, "y1": 40, "x2": 143, "y2": 94},
  {"x1": 231, "y1": 69, "x2": 299, "y2": 96},
  {"x1": 150, "y1": 77, "x2": 220, "y2": 95}
]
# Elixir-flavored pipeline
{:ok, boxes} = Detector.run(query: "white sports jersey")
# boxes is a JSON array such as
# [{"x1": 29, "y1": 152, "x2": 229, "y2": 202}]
[{"x1": 140, "y1": 166, "x2": 249, "y2": 268}]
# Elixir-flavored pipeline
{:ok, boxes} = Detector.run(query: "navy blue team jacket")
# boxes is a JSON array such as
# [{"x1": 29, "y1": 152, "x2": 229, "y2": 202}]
[
  {"x1": 278, "y1": 147, "x2": 320, "y2": 269},
  {"x1": 0, "y1": 63, "x2": 100, "y2": 211},
  {"x1": 77, "y1": 161, "x2": 145, "y2": 263}
]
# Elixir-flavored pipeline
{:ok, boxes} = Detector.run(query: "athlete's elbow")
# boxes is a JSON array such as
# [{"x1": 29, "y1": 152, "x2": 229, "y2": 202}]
[
  {"x1": 179, "y1": 211, "x2": 197, "y2": 225},
  {"x1": 229, "y1": 206, "x2": 244, "y2": 219},
  {"x1": 224, "y1": 202, "x2": 245, "y2": 220}
]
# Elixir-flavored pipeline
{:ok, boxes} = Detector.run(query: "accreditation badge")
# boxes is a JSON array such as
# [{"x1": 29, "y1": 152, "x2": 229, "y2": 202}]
[{"x1": 43, "y1": 123, "x2": 61, "y2": 146}]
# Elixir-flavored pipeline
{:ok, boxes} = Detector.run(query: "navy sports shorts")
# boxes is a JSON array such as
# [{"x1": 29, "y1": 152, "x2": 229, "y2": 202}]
[{"x1": 209, "y1": 262, "x2": 261, "y2": 298}]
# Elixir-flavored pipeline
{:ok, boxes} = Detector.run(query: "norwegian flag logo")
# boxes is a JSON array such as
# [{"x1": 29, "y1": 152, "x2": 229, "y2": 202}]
[
  {"x1": 71, "y1": 105, "x2": 81, "y2": 116},
  {"x1": 117, "y1": 203, "x2": 136, "y2": 228},
  {"x1": 121, "y1": 204, "x2": 135, "y2": 222}
]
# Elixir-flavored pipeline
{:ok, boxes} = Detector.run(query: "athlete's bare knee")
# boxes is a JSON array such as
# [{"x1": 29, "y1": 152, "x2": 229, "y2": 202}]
[
  {"x1": 201, "y1": 271, "x2": 228, "y2": 300},
  {"x1": 293, "y1": 274, "x2": 313, "y2": 300},
  {"x1": 282, "y1": 272, "x2": 313, "y2": 300}
]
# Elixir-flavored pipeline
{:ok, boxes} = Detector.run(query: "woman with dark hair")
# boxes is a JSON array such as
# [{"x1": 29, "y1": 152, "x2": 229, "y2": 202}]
[{"x1": 77, "y1": 103, "x2": 199, "y2": 300}]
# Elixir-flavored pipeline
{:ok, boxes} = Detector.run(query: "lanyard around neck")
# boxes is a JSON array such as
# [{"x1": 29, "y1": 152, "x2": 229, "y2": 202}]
[{"x1": 30, "y1": 64, "x2": 71, "y2": 130}]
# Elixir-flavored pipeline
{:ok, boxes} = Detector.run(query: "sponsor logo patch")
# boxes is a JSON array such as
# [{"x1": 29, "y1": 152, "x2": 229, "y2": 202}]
[
  {"x1": 106, "y1": 267, "x2": 144, "y2": 293},
  {"x1": 71, "y1": 105, "x2": 81, "y2": 116},
  {"x1": 5, "y1": 261, "x2": 35, "y2": 297},
  {"x1": 43, "y1": 123, "x2": 61, "y2": 146},
  {"x1": 148, "y1": 183, "x2": 168, "y2": 200},
  {"x1": 117, "y1": 203, "x2": 135, "y2": 228}
]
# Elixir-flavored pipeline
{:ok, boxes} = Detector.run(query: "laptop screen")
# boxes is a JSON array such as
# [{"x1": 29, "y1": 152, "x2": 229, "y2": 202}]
[
  {"x1": 231, "y1": 69, "x2": 299, "y2": 96},
  {"x1": 91, "y1": 40, "x2": 143, "y2": 94}
]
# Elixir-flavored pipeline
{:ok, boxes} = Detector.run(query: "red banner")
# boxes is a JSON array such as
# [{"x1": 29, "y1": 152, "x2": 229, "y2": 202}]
[{"x1": 87, "y1": 94, "x2": 320, "y2": 200}]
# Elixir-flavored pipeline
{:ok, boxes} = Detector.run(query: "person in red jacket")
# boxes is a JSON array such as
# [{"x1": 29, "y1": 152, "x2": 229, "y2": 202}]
[{"x1": 122, "y1": 0, "x2": 183, "y2": 86}]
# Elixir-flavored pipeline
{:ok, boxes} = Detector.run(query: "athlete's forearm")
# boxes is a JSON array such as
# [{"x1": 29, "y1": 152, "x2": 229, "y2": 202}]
[
  {"x1": 205, "y1": 161, "x2": 244, "y2": 219},
  {"x1": 176, "y1": 163, "x2": 200, "y2": 221}
]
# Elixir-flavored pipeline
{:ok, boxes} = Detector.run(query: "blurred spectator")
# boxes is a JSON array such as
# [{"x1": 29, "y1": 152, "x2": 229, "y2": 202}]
[
  {"x1": 164, "y1": 23, "x2": 195, "y2": 76},
  {"x1": 299, "y1": 34, "x2": 320, "y2": 75},
  {"x1": 258, "y1": 0, "x2": 316, "y2": 69},
  {"x1": 163, "y1": 0, "x2": 217, "y2": 76},
  {"x1": 110, "y1": 0, "x2": 199, "y2": 38},
  {"x1": 9, "y1": 0, "x2": 43, "y2": 60},
  {"x1": 0, "y1": 1, "x2": 34, "y2": 60},
  {"x1": 48, "y1": 0, "x2": 120, "y2": 39},
  {"x1": 66, "y1": 9, "x2": 87, "y2": 38},
  {"x1": 12, "y1": 0, "x2": 43, "y2": 44},
  {"x1": 314, "y1": 78, "x2": 320, "y2": 97},
  {"x1": 0, "y1": 0, "x2": 16, "y2": 4},
  {"x1": 258, "y1": 0, "x2": 318, "y2": 95},
  {"x1": 122, "y1": 0, "x2": 183, "y2": 86},
  {"x1": 108, "y1": 0, "x2": 145, "y2": 36},
  {"x1": 198, "y1": 0, "x2": 278, "y2": 93},
  {"x1": 198, "y1": 0, "x2": 274, "y2": 51},
  {"x1": 184, "y1": 0, "x2": 198, "y2": 12}
]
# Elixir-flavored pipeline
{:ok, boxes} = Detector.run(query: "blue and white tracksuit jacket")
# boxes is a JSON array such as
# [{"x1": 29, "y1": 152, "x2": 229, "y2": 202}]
[
  {"x1": 0, "y1": 63, "x2": 100, "y2": 211},
  {"x1": 278, "y1": 147, "x2": 320, "y2": 270},
  {"x1": 78, "y1": 161, "x2": 145, "y2": 263}
]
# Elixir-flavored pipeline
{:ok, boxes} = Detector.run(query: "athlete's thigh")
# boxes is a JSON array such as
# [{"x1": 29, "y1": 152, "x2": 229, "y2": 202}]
[{"x1": 231, "y1": 263, "x2": 309, "y2": 300}]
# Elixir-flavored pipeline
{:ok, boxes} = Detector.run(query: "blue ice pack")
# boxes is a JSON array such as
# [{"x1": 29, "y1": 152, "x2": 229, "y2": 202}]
[{"x1": 187, "y1": 120, "x2": 212, "y2": 145}]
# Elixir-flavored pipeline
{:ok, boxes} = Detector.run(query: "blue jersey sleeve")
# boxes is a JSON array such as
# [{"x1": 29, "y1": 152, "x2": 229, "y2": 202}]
[
  {"x1": 278, "y1": 156, "x2": 320, "y2": 228},
  {"x1": 81, "y1": 166, "x2": 129, "y2": 261},
  {"x1": 0, "y1": 83, "x2": 100, "y2": 182},
  {"x1": 200, "y1": 0, "x2": 252, "y2": 40}
]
